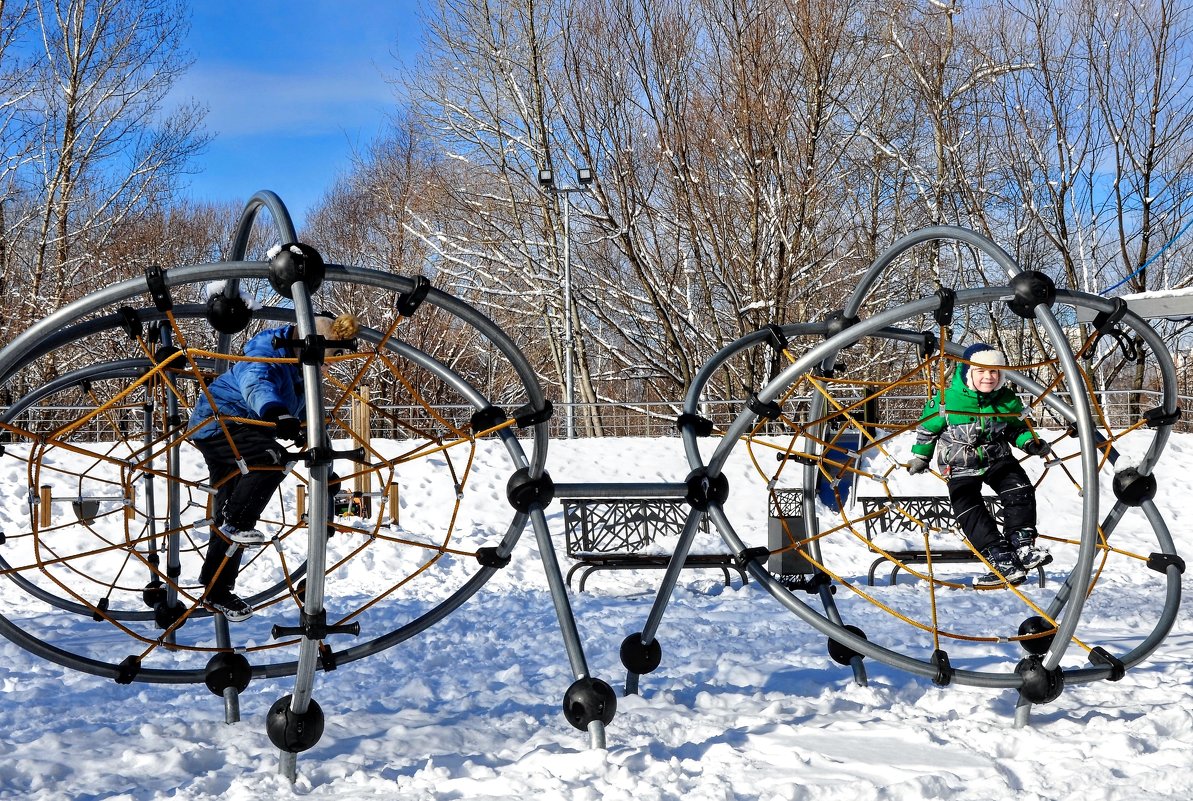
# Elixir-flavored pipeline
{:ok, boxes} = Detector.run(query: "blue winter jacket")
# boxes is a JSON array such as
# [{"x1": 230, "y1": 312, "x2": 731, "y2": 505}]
[{"x1": 188, "y1": 325, "x2": 304, "y2": 441}]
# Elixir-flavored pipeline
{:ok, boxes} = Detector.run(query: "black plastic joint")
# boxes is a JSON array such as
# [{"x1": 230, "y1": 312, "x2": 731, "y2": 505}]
[
  {"x1": 933, "y1": 287, "x2": 956, "y2": 326},
  {"x1": 1147, "y1": 552, "x2": 1186, "y2": 575},
  {"x1": 931, "y1": 649, "x2": 954, "y2": 686},
  {"x1": 1007, "y1": 270, "x2": 1057, "y2": 319},
  {"x1": 272, "y1": 610, "x2": 361, "y2": 641},
  {"x1": 804, "y1": 571, "x2": 832, "y2": 592},
  {"x1": 341, "y1": 447, "x2": 368, "y2": 463},
  {"x1": 117, "y1": 306, "x2": 143, "y2": 339},
  {"x1": 823, "y1": 310, "x2": 860, "y2": 340},
  {"x1": 1090, "y1": 646, "x2": 1126, "y2": 681},
  {"x1": 506, "y1": 468, "x2": 555, "y2": 513},
  {"x1": 477, "y1": 547, "x2": 511, "y2": 569},
  {"x1": 302, "y1": 446, "x2": 366, "y2": 467},
  {"x1": 116, "y1": 655, "x2": 141, "y2": 685},
  {"x1": 1016, "y1": 654, "x2": 1065, "y2": 704},
  {"x1": 747, "y1": 393, "x2": 782, "y2": 422},
  {"x1": 762, "y1": 324, "x2": 789, "y2": 354},
  {"x1": 470, "y1": 405, "x2": 507, "y2": 432},
  {"x1": 92, "y1": 597, "x2": 110, "y2": 622},
  {"x1": 300, "y1": 335, "x2": 328, "y2": 366},
  {"x1": 318, "y1": 643, "x2": 338, "y2": 672},
  {"x1": 513, "y1": 400, "x2": 554, "y2": 427},
  {"x1": 302, "y1": 610, "x2": 329, "y2": 640},
  {"x1": 145, "y1": 265, "x2": 173, "y2": 312},
  {"x1": 684, "y1": 468, "x2": 729, "y2": 511},
  {"x1": 1143, "y1": 406, "x2": 1182, "y2": 428},
  {"x1": 918, "y1": 330, "x2": 938, "y2": 359},
  {"x1": 155, "y1": 344, "x2": 183, "y2": 367},
  {"x1": 397, "y1": 276, "x2": 431, "y2": 317},
  {"x1": 676, "y1": 413, "x2": 714, "y2": 437},
  {"x1": 1091, "y1": 297, "x2": 1129, "y2": 333},
  {"x1": 302, "y1": 446, "x2": 335, "y2": 467},
  {"x1": 738, "y1": 546, "x2": 770, "y2": 564},
  {"x1": 775, "y1": 451, "x2": 815, "y2": 465}
]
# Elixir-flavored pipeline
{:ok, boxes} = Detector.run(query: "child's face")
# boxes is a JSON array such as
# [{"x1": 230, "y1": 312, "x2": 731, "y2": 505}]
[
  {"x1": 322, "y1": 347, "x2": 346, "y2": 376},
  {"x1": 970, "y1": 366, "x2": 1002, "y2": 393}
]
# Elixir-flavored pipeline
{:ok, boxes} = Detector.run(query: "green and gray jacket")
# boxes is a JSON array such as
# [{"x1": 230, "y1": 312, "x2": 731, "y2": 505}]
[{"x1": 911, "y1": 367, "x2": 1034, "y2": 478}]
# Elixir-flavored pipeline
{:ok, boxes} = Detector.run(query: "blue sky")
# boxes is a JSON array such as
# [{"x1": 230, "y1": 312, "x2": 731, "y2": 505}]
[{"x1": 172, "y1": 1, "x2": 422, "y2": 229}]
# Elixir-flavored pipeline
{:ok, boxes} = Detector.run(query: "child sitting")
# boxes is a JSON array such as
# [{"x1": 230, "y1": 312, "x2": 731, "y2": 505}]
[{"x1": 907, "y1": 343, "x2": 1052, "y2": 589}]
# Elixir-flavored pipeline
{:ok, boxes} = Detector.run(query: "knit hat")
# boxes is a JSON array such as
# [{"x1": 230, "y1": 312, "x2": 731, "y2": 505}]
[{"x1": 960, "y1": 343, "x2": 1007, "y2": 389}]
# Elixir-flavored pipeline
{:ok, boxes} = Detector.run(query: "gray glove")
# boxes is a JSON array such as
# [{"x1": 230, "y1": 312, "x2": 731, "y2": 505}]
[
  {"x1": 907, "y1": 456, "x2": 930, "y2": 475},
  {"x1": 1023, "y1": 439, "x2": 1051, "y2": 457}
]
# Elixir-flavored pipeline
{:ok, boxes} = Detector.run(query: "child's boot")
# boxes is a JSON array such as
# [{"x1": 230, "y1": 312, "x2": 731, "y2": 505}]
[
  {"x1": 974, "y1": 542, "x2": 1028, "y2": 589},
  {"x1": 1010, "y1": 527, "x2": 1052, "y2": 570}
]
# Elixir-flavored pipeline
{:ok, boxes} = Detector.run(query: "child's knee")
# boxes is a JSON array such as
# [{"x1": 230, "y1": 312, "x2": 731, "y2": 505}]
[{"x1": 1001, "y1": 483, "x2": 1034, "y2": 507}]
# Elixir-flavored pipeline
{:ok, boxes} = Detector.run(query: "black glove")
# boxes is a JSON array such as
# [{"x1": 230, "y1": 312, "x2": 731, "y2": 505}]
[
  {"x1": 907, "y1": 456, "x2": 930, "y2": 475},
  {"x1": 1023, "y1": 439, "x2": 1051, "y2": 457},
  {"x1": 262, "y1": 406, "x2": 302, "y2": 442}
]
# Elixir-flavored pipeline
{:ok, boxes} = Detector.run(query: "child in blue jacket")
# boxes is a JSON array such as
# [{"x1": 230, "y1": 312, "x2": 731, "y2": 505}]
[{"x1": 188, "y1": 313, "x2": 358, "y2": 620}]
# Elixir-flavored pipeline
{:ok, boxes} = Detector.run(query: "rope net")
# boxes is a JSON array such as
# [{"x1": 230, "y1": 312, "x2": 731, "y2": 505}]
[
  {"x1": 702, "y1": 326, "x2": 1170, "y2": 666},
  {"x1": 0, "y1": 306, "x2": 524, "y2": 671}
]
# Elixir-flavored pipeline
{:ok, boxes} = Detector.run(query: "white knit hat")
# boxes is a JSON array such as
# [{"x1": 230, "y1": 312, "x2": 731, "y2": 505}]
[
  {"x1": 963, "y1": 343, "x2": 1006, "y2": 389},
  {"x1": 969, "y1": 348, "x2": 1006, "y2": 368}
]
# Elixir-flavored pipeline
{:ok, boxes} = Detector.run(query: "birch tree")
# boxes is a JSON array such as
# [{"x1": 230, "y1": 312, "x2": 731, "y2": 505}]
[{"x1": 14, "y1": 0, "x2": 207, "y2": 354}]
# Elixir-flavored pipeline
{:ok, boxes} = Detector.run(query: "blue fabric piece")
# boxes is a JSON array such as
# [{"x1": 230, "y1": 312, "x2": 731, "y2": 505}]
[
  {"x1": 817, "y1": 430, "x2": 862, "y2": 512},
  {"x1": 188, "y1": 325, "x2": 305, "y2": 440}
]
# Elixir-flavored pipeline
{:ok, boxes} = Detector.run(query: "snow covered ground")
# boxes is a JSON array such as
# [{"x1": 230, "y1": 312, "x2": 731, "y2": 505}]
[{"x1": 1, "y1": 431, "x2": 1191, "y2": 800}]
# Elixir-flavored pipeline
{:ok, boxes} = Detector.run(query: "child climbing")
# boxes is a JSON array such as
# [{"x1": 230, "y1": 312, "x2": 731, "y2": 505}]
[
  {"x1": 187, "y1": 312, "x2": 359, "y2": 620},
  {"x1": 907, "y1": 343, "x2": 1052, "y2": 589}
]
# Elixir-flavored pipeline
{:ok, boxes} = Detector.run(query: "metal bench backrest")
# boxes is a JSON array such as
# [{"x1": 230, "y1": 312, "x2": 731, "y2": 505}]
[
  {"x1": 857, "y1": 495, "x2": 1003, "y2": 540},
  {"x1": 563, "y1": 498, "x2": 707, "y2": 556}
]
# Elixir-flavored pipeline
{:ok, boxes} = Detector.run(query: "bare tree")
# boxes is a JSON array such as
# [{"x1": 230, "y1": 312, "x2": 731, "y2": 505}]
[
  {"x1": 10, "y1": 0, "x2": 208, "y2": 359},
  {"x1": 321, "y1": 0, "x2": 1193, "y2": 425}
]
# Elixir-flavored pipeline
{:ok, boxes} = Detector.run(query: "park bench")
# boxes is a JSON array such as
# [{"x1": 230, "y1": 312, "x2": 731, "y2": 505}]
[
  {"x1": 767, "y1": 489, "x2": 1046, "y2": 587},
  {"x1": 559, "y1": 486, "x2": 748, "y2": 592},
  {"x1": 856, "y1": 495, "x2": 1046, "y2": 587}
]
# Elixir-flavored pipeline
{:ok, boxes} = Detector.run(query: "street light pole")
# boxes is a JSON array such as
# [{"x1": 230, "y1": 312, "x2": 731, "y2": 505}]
[
  {"x1": 539, "y1": 166, "x2": 593, "y2": 439},
  {"x1": 561, "y1": 197, "x2": 574, "y2": 439}
]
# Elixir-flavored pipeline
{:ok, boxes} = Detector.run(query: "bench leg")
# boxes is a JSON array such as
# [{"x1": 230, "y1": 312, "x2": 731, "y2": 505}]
[
  {"x1": 565, "y1": 562, "x2": 585, "y2": 590},
  {"x1": 577, "y1": 565, "x2": 600, "y2": 593},
  {"x1": 867, "y1": 557, "x2": 886, "y2": 586}
]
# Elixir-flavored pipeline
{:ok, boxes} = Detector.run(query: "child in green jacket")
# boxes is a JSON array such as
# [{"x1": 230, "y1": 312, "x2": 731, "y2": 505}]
[{"x1": 907, "y1": 343, "x2": 1052, "y2": 588}]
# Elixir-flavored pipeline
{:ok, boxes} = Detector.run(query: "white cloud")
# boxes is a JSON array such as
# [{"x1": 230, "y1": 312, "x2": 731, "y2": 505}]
[{"x1": 171, "y1": 62, "x2": 396, "y2": 139}]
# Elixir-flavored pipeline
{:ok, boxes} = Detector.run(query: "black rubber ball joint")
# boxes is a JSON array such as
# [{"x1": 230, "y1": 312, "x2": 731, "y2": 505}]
[
  {"x1": 1007, "y1": 271, "x2": 1057, "y2": 319},
  {"x1": 268, "y1": 242, "x2": 326, "y2": 299}
]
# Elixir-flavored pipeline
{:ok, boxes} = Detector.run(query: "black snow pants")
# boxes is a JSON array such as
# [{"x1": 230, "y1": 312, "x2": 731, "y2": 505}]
[
  {"x1": 946, "y1": 458, "x2": 1036, "y2": 555},
  {"x1": 191, "y1": 426, "x2": 290, "y2": 592}
]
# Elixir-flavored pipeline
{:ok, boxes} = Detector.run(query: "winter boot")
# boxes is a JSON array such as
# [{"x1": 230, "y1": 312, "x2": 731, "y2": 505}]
[
  {"x1": 974, "y1": 544, "x2": 1027, "y2": 589},
  {"x1": 206, "y1": 589, "x2": 253, "y2": 622},
  {"x1": 219, "y1": 523, "x2": 268, "y2": 547},
  {"x1": 1010, "y1": 527, "x2": 1052, "y2": 570}
]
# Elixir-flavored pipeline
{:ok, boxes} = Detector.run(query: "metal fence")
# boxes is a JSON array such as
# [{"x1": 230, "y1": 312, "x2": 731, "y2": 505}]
[{"x1": 2, "y1": 389, "x2": 1187, "y2": 442}]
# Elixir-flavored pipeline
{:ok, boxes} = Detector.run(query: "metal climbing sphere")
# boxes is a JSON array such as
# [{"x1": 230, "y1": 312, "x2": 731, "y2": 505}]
[
  {"x1": 651, "y1": 225, "x2": 1183, "y2": 717},
  {"x1": 0, "y1": 190, "x2": 613, "y2": 779}
]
